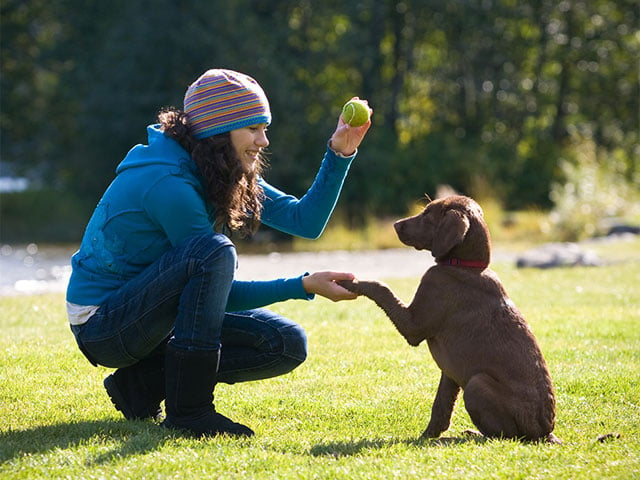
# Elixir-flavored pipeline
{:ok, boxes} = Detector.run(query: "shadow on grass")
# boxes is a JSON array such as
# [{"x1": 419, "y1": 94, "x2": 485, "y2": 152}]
[
  {"x1": 1, "y1": 421, "x2": 492, "y2": 464},
  {"x1": 0, "y1": 419, "x2": 171, "y2": 465},
  {"x1": 309, "y1": 434, "x2": 488, "y2": 457}
]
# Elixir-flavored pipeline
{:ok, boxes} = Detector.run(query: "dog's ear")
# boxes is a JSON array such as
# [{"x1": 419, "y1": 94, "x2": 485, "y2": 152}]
[{"x1": 432, "y1": 209, "x2": 470, "y2": 257}]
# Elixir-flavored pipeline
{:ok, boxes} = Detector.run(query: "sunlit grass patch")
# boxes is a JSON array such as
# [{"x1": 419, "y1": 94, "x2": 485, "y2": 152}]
[{"x1": 1, "y1": 257, "x2": 639, "y2": 479}]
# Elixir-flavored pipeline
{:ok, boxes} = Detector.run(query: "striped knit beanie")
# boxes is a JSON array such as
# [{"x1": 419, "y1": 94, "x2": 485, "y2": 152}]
[{"x1": 184, "y1": 69, "x2": 271, "y2": 139}]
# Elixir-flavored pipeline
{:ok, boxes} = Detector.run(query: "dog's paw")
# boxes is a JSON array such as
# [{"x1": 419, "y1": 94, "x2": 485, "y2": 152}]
[
  {"x1": 337, "y1": 279, "x2": 359, "y2": 293},
  {"x1": 421, "y1": 427, "x2": 444, "y2": 439},
  {"x1": 546, "y1": 433, "x2": 563, "y2": 444}
]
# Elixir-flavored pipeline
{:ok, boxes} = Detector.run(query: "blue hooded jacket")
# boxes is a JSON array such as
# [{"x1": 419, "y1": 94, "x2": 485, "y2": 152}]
[{"x1": 66, "y1": 124, "x2": 354, "y2": 311}]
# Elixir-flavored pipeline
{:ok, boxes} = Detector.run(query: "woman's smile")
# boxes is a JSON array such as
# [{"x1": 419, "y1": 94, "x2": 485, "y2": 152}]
[{"x1": 230, "y1": 124, "x2": 269, "y2": 170}]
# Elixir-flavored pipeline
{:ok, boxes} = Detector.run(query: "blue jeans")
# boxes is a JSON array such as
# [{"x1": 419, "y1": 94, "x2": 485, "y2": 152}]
[{"x1": 70, "y1": 233, "x2": 308, "y2": 384}]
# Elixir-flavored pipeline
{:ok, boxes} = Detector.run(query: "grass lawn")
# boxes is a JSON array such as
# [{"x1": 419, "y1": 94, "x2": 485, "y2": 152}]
[{"x1": 1, "y1": 240, "x2": 639, "y2": 479}]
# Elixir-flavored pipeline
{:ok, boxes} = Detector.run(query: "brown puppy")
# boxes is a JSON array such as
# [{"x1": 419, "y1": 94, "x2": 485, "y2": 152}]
[{"x1": 339, "y1": 195, "x2": 561, "y2": 443}]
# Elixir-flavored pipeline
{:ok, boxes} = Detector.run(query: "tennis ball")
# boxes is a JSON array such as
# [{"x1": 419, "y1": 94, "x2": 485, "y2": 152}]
[{"x1": 342, "y1": 99, "x2": 370, "y2": 127}]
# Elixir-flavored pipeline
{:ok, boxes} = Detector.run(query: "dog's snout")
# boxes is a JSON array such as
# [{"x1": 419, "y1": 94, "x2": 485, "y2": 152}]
[{"x1": 394, "y1": 218, "x2": 416, "y2": 248}]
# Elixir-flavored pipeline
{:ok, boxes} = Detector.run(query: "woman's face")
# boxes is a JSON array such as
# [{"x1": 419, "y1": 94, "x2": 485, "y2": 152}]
[{"x1": 229, "y1": 124, "x2": 269, "y2": 172}]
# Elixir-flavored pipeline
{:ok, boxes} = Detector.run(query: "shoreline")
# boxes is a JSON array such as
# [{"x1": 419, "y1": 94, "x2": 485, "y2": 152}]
[{"x1": 3, "y1": 234, "x2": 635, "y2": 296}]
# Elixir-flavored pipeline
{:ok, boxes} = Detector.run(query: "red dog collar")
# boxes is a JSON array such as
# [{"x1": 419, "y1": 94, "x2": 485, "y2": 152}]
[{"x1": 437, "y1": 258, "x2": 489, "y2": 268}]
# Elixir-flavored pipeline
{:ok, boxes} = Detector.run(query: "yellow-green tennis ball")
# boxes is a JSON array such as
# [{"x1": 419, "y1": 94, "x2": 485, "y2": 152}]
[{"x1": 342, "y1": 99, "x2": 370, "y2": 127}]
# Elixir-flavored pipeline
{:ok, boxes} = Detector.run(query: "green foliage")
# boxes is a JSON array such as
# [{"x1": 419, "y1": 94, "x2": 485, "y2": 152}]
[
  {"x1": 1, "y1": 0, "x2": 638, "y2": 240},
  {"x1": 0, "y1": 189, "x2": 91, "y2": 243},
  {"x1": 548, "y1": 137, "x2": 640, "y2": 240},
  {"x1": 1, "y1": 251, "x2": 640, "y2": 478}
]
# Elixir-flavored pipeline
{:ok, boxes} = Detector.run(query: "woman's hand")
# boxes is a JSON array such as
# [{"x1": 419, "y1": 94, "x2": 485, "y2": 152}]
[
  {"x1": 302, "y1": 271, "x2": 359, "y2": 302},
  {"x1": 328, "y1": 97, "x2": 372, "y2": 156}
]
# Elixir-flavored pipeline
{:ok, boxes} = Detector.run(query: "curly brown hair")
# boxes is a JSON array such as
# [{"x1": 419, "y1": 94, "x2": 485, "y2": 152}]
[{"x1": 157, "y1": 107, "x2": 266, "y2": 237}]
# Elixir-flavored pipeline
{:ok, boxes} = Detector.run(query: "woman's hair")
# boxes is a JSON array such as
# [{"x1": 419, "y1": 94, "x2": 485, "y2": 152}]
[{"x1": 158, "y1": 107, "x2": 265, "y2": 237}]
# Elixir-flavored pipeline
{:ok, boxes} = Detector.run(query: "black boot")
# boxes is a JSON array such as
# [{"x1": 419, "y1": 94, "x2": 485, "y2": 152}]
[
  {"x1": 161, "y1": 344, "x2": 254, "y2": 437},
  {"x1": 104, "y1": 352, "x2": 165, "y2": 421}
]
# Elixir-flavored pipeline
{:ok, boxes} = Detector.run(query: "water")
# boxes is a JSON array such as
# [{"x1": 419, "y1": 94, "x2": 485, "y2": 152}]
[{"x1": 0, "y1": 243, "x2": 75, "y2": 295}]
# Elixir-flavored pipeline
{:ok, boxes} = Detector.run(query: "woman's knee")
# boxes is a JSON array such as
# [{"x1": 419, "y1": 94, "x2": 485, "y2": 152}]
[
  {"x1": 260, "y1": 323, "x2": 307, "y2": 379},
  {"x1": 281, "y1": 321, "x2": 308, "y2": 365},
  {"x1": 220, "y1": 310, "x2": 308, "y2": 380},
  {"x1": 184, "y1": 233, "x2": 237, "y2": 276}
]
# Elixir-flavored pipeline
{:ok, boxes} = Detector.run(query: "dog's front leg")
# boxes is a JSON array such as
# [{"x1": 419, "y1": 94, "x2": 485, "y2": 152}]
[
  {"x1": 338, "y1": 279, "x2": 424, "y2": 346},
  {"x1": 421, "y1": 373, "x2": 461, "y2": 439}
]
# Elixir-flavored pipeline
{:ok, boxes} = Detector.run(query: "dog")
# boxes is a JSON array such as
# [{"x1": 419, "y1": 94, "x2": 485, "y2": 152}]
[{"x1": 339, "y1": 195, "x2": 561, "y2": 443}]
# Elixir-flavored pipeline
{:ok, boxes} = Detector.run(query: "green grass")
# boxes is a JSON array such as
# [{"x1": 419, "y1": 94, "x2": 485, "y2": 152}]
[{"x1": 1, "y1": 246, "x2": 639, "y2": 479}]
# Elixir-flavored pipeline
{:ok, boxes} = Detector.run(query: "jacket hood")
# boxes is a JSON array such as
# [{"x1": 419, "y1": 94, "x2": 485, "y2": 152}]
[{"x1": 115, "y1": 124, "x2": 196, "y2": 175}]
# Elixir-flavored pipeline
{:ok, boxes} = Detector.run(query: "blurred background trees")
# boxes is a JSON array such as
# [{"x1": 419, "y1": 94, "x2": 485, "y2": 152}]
[{"x1": 1, "y1": 0, "x2": 638, "y2": 243}]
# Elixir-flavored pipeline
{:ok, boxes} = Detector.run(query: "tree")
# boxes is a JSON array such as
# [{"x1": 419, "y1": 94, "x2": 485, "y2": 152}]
[{"x1": 1, "y1": 0, "x2": 637, "y2": 242}]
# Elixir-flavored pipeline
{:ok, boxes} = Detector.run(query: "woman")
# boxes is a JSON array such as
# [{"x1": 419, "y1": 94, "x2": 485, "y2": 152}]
[{"x1": 66, "y1": 69, "x2": 372, "y2": 437}]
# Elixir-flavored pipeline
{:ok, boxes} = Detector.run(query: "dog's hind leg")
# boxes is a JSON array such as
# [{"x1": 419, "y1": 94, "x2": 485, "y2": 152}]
[
  {"x1": 421, "y1": 373, "x2": 461, "y2": 438},
  {"x1": 463, "y1": 373, "x2": 520, "y2": 439}
]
